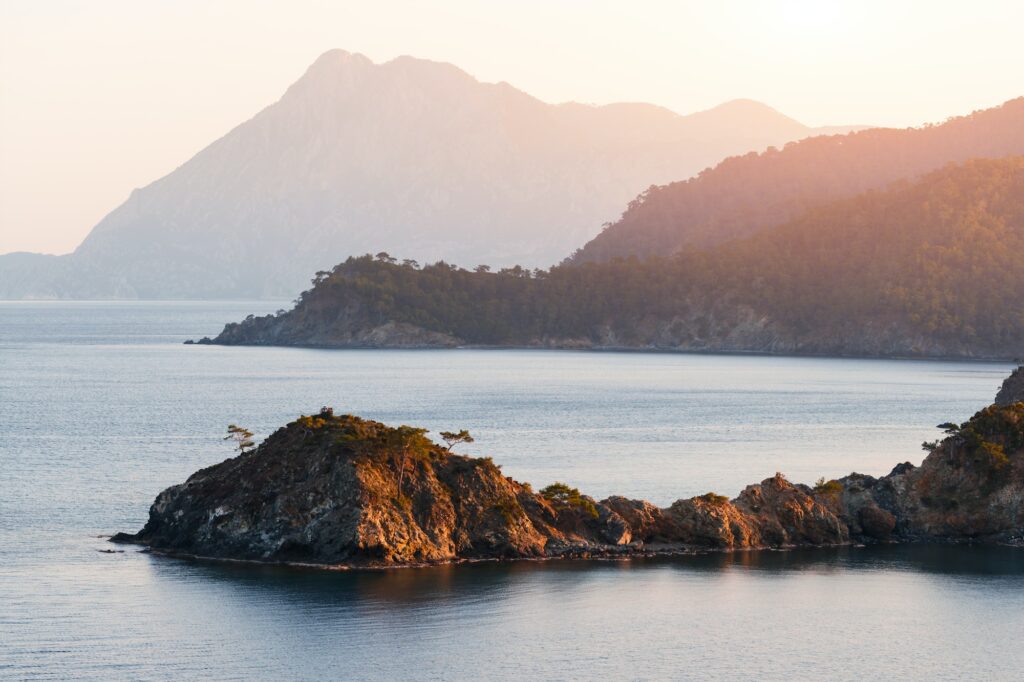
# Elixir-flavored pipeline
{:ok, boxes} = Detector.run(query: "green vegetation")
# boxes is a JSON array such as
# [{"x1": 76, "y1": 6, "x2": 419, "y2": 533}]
[
  {"x1": 260, "y1": 157, "x2": 1024, "y2": 357},
  {"x1": 938, "y1": 422, "x2": 961, "y2": 435},
  {"x1": 384, "y1": 425, "x2": 430, "y2": 496},
  {"x1": 931, "y1": 403, "x2": 1024, "y2": 472},
  {"x1": 315, "y1": 412, "x2": 433, "y2": 459},
  {"x1": 813, "y1": 478, "x2": 844, "y2": 495},
  {"x1": 224, "y1": 424, "x2": 255, "y2": 453},
  {"x1": 698, "y1": 492, "x2": 730, "y2": 505},
  {"x1": 540, "y1": 482, "x2": 599, "y2": 519},
  {"x1": 296, "y1": 409, "x2": 437, "y2": 496},
  {"x1": 440, "y1": 429, "x2": 475, "y2": 451},
  {"x1": 925, "y1": 422, "x2": 963, "y2": 451},
  {"x1": 979, "y1": 441, "x2": 1010, "y2": 469},
  {"x1": 494, "y1": 498, "x2": 524, "y2": 525}
]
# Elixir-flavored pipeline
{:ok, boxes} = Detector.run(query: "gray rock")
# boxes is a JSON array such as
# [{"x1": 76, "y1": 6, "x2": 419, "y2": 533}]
[{"x1": 996, "y1": 366, "x2": 1024, "y2": 406}]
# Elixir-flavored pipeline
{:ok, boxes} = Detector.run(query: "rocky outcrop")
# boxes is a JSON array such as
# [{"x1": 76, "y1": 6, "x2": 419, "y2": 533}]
[
  {"x1": 205, "y1": 312, "x2": 459, "y2": 349},
  {"x1": 115, "y1": 412, "x2": 544, "y2": 563},
  {"x1": 115, "y1": 391, "x2": 1024, "y2": 568},
  {"x1": 996, "y1": 367, "x2": 1024, "y2": 407},
  {"x1": 888, "y1": 404, "x2": 1024, "y2": 541}
]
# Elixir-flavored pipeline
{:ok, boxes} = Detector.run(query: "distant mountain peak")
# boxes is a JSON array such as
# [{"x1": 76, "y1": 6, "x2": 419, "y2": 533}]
[
  {"x1": 0, "y1": 49, "x2": 873, "y2": 299},
  {"x1": 284, "y1": 49, "x2": 375, "y2": 97},
  {"x1": 309, "y1": 48, "x2": 373, "y2": 70},
  {"x1": 688, "y1": 98, "x2": 804, "y2": 129},
  {"x1": 381, "y1": 54, "x2": 481, "y2": 87},
  {"x1": 710, "y1": 98, "x2": 783, "y2": 113},
  {"x1": 304, "y1": 49, "x2": 478, "y2": 82},
  {"x1": 286, "y1": 49, "x2": 484, "y2": 103}
]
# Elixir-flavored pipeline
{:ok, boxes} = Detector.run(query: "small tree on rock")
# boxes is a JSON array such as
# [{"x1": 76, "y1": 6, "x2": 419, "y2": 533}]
[
  {"x1": 386, "y1": 426, "x2": 429, "y2": 497},
  {"x1": 439, "y1": 429, "x2": 474, "y2": 451},
  {"x1": 540, "y1": 482, "x2": 598, "y2": 519},
  {"x1": 225, "y1": 424, "x2": 255, "y2": 453}
]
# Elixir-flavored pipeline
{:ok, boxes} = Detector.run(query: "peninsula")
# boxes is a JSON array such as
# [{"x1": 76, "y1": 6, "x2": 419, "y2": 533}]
[
  {"x1": 196, "y1": 158, "x2": 1024, "y2": 360},
  {"x1": 114, "y1": 369, "x2": 1024, "y2": 568}
]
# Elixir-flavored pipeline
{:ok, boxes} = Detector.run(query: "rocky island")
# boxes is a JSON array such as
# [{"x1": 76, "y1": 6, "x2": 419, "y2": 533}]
[{"x1": 114, "y1": 369, "x2": 1024, "y2": 568}]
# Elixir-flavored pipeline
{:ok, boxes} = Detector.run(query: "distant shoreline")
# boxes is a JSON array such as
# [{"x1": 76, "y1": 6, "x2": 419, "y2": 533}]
[{"x1": 189, "y1": 338, "x2": 1021, "y2": 365}]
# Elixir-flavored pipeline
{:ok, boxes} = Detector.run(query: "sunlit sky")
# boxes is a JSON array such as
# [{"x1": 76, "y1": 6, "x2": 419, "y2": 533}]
[{"x1": 2, "y1": 0, "x2": 1022, "y2": 255}]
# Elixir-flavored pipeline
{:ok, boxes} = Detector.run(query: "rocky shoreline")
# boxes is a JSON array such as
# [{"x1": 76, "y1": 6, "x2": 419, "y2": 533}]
[
  {"x1": 196, "y1": 337, "x2": 1024, "y2": 365},
  {"x1": 193, "y1": 311, "x2": 1024, "y2": 362},
  {"x1": 114, "y1": 368, "x2": 1024, "y2": 569}
]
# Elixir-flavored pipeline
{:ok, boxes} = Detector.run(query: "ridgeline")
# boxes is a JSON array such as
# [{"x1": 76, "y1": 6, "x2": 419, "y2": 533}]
[
  {"x1": 573, "y1": 96, "x2": 1024, "y2": 263},
  {"x1": 201, "y1": 157, "x2": 1024, "y2": 359}
]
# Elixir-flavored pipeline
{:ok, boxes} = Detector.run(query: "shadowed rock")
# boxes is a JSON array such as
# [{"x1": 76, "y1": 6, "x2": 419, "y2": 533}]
[{"x1": 996, "y1": 366, "x2": 1024, "y2": 407}]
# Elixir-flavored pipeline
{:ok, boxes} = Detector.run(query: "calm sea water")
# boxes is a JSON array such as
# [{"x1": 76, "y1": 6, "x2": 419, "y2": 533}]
[{"x1": 1, "y1": 301, "x2": 1022, "y2": 680}]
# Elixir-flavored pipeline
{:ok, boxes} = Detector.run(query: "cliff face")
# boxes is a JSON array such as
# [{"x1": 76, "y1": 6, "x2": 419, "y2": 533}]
[
  {"x1": 997, "y1": 367, "x2": 1024, "y2": 407},
  {"x1": 117, "y1": 394, "x2": 1024, "y2": 568}
]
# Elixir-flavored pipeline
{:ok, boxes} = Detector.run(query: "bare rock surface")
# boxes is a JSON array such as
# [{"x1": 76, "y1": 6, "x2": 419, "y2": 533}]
[{"x1": 996, "y1": 366, "x2": 1024, "y2": 407}]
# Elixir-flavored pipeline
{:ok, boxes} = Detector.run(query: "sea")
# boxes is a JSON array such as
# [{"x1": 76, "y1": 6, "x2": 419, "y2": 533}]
[{"x1": 2, "y1": 301, "x2": 1022, "y2": 680}]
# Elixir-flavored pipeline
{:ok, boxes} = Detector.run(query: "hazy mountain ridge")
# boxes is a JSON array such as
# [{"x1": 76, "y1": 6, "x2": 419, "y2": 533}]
[
  {"x1": 573, "y1": 97, "x2": 1024, "y2": 262},
  {"x1": 206, "y1": 156, "x2": 1024, "y2": 359},
  {"x1": 0, "y1": 49, "x2": 862, "y2": 299}
]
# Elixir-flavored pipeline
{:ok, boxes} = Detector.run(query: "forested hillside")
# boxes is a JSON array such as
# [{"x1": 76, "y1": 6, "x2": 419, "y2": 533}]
[
  {"x1": 573, "y1": 98, "x2": 1024, "y2": 263},
  {"x1": 210, "y1": 157, "x2": 1024, "y2": 359}
]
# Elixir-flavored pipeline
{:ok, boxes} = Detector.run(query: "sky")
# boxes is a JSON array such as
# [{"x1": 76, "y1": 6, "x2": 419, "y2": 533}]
[{"x1": 1, "y1": 0, "x2": 1023, "y2": 255}]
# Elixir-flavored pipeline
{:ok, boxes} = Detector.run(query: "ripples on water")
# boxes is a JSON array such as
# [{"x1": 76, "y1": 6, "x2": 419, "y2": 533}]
[{"x1": 1, "y1": 301, "x2": 1022, "y2": 680}]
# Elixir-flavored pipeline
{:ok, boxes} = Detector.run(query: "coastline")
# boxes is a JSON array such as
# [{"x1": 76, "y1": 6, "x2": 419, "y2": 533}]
[
  {"x1": 191, "y1": 338, "x2": 1022, "y2": 365},
  {"x1": 112, "y1": 536, "x2": 1024, "y2": 574}
]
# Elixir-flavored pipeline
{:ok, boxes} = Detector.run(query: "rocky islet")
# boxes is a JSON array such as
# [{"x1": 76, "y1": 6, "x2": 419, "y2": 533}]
[{"x1": 113, "y1": 369, "x2": 1024, "y2": 568}]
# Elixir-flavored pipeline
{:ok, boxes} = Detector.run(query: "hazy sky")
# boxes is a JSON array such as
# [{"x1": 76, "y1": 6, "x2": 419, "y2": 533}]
[{"x1": 2, "y1": 0, "x2": 1022, "y2": 255}]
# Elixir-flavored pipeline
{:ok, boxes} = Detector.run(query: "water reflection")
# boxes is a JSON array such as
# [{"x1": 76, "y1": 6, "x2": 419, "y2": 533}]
[
  {"x1": 111, "y1": 544, "x2": 1024, "y2": 680},
  {"x1": 143, "y1": 543, "x2": 1024, "y2": 608}
]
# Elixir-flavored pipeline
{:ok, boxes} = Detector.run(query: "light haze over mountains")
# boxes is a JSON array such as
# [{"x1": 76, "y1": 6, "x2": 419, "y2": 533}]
[{"x1": 0, "y1": 49, "x2": 864, "y2": 300}]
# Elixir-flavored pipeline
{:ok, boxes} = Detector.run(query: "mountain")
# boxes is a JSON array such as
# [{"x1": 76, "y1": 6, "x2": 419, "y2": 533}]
[
  {"x1": 573, "y1": 97, "x2": 1024, "y2": 263},
  {"x1": 204, "y1": 156, "x2": 1024, "y2": 360},
  {"x1": 0, "y1": 49, "x2": 863, "y2": 300}
]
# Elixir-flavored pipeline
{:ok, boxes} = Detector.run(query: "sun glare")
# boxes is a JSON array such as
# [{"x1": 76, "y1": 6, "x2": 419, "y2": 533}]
[{"x1": 769, "y1": 0, "x2": 844, "y2": 37}]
